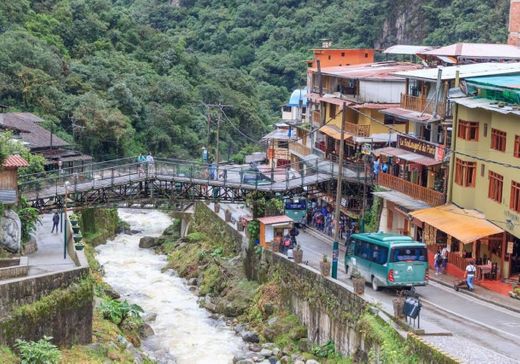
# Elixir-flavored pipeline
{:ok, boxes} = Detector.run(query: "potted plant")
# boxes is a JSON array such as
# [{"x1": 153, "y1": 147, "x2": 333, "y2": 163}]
[
  {"x1": 72, "y1": 225, "x2": 81, "y2": 234},
  {"x1": 351, "y1": 268, "x2": 365, "y2": 295},
  {"x1": 225, "y1": 209, "x2": 232, "y2": 222},
  {"x1": 237, "y1": 220, "x2": 244, "y2": 232},
  {"x1": 214, "y1": 203, "x2": 220, "y2": 213},
  {"x1": 320, "y1": 255, "x2": 331, "y2": 277},
  {"x1": 69, "y1": 213, "x2": 79, "y2": 227},
  {"x1": 75, "y1": 242, "x2": 85, "y2": 251},
  {"x1": 73, "y1": 233, "x2": 83, "y2": 243},
  {"x1": 294, "y1": 245, "x2": 303, "y2": 264}
]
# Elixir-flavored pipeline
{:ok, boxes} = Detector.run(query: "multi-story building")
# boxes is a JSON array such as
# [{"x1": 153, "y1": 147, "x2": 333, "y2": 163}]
[
  {"x1": 374, "y1": 63, "x2": 520, "y2": 238},
  {"x1": 410, "y1": 75, "x2": 520, "y2": 285}
]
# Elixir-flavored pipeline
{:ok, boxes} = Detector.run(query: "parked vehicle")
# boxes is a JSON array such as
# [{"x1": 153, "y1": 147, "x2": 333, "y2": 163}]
[{"x1": 344, "y1": 233, "x2": 428, "y2": 291}]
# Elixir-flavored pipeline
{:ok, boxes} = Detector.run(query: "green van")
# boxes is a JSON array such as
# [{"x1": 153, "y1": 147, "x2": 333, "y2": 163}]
[{"x1": 344, "y1": 233, "x2": 428, "y2": 291}]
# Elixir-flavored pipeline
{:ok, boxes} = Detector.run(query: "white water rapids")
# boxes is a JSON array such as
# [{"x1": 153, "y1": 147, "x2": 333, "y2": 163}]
[{"x1": 95, "y1": 209, "x2": 246, "y2": 364}]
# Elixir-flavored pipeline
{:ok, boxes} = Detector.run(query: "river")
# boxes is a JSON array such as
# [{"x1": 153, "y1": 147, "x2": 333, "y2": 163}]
[{"x1": 95, "y1": 209, "x2": 246, "y2": 364}]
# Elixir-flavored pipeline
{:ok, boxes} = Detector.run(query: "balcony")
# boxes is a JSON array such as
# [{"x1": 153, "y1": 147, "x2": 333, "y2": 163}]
[
  {"x1": 346, "y1": 122, "x2": 370, "y2": 137},
  {"x1": 377, "y1": 173, "x2": 445, "y2": 207},
  {"x1": 400, "y1": 93, "x2": 446, "y2": 117},
  {"x1": 289, "y1": 142, "x2": 311, "y2": 157}
]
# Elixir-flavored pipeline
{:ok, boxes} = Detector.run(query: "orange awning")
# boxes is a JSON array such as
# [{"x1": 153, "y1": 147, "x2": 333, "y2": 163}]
[
  {"x1": 410, "y1": 204, "x2": 503, "y2": 244},
  {"x1": 319, "y1": 125, "x2": 352, "y2": 140}
]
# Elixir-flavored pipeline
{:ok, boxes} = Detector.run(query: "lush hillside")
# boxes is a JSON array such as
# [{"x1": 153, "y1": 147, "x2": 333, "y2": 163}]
[{"x1": 0, "y1": 0, "x2": 510, "y2": 160}]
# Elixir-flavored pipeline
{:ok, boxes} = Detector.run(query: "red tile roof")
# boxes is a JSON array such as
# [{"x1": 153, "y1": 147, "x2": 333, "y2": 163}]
[
  {"x1": 257, "y1": 215, "x2": 294, "y2": 225},
  {"x1": 2, "y1": 155, "x2": 29, "y2": 168}
]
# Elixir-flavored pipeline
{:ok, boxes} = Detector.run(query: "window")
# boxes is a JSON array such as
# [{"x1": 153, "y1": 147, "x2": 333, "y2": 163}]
[
  {"x1": 384, "y1": 114, "x2": 407, "y2": 125},
  {"x1": 515, "y1": 135, "x2": 520, "y2": 158},
  {"x1": 277, "y1": 141, "x2": 288, "y2": 149},
  {"x1": 341, "y1": 52, "x2": 345, "y2": 57},
  {"x1": 329, "y1": 104, "x2": 337, "y2": 118},
  {"x1": 389, "y1": 247, "x2": 427, "y2": 262},
  {"x1": 458, "y1": 120, "x2": 479, "y2": 141},
  {"x1": 488, "y1": 171, "x2": 504, "y2": 203},
  {"x1": 511, "y1": 181, "x2": 520, "y2": 213},
  {"x1": 371, "y1": 245, "x2": 389, "y2": 265},
  {"x1": 491, "y1": 129, "x2": 507, "y2": 152},
  {"x1": 455, "y1": 158, "x2": 477, "y2": 187}
]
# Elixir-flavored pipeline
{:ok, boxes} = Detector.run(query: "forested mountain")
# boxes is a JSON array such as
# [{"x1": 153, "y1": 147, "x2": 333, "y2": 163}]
[{"x1": 0, "y1": 0, "x2": 510, "y2": 160}]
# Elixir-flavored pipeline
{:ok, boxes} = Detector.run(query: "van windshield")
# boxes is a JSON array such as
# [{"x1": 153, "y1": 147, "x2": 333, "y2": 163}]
[{"x1": 390, "y1": 246, "x2": 427, "y2": 262}]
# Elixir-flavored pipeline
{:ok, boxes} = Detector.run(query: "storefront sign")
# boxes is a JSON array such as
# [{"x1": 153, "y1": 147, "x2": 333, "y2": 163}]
[{"x1": 397, "y1": 135, "x2": 437, "y2": 159}]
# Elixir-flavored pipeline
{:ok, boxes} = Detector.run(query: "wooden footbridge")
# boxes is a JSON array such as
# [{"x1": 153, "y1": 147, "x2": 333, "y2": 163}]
[{"x1": 19, "y1": 157, "x2": 366, "y2": 212}]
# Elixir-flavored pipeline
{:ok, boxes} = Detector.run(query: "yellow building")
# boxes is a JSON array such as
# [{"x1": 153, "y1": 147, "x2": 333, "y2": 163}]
[{"x1": 446, "y1": 75, "x2": 520, "y2": 280}]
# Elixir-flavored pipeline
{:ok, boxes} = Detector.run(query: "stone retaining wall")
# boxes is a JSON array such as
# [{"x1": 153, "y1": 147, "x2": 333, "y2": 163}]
[{"x1": 0, "y1": 257, "x2": 29, "y2": 280}]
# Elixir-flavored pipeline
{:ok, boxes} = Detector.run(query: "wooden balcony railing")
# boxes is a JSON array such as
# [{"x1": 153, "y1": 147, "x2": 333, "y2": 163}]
[
  {"x1": 345, "y1": 122, "x2": 370, "y2": 137},
  {"x1": 400, "y1": 93, "x2": 446, "y2": 117},
  {"x1": 377, "y1": 173, "x2": 445, "y2": 206},
  {"x1": 289, "y1": 142, "x2": 311, "y2": 157}
]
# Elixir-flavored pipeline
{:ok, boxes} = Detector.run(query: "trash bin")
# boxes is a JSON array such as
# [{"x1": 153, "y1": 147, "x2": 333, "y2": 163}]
[{"x1": 403, "y1": 297, "x2": 421, "y2": 319}]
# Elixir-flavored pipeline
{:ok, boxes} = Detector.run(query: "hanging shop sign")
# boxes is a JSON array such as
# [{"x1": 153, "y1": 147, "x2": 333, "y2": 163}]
[{"x1": 397, "y1": 135, "x2": 436, "y2": 159}]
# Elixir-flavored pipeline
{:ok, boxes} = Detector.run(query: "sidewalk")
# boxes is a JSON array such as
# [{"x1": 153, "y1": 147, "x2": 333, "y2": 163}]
[
  {"x1": 27, "y1": 213, "x2": 75, "y2": 275},
  {"x1": 428, "y1": 269, "x2": 520, "y2": 314}
]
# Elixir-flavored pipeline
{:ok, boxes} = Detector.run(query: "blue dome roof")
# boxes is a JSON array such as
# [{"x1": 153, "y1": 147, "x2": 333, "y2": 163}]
[{"x1": 288, "y1": 88, "x2": 307, "y2": 107}]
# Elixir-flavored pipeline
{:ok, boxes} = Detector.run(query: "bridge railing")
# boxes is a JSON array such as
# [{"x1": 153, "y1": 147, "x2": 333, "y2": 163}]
[{"x1": 19, "y1": 157, "x2": 340, "y2": 199}]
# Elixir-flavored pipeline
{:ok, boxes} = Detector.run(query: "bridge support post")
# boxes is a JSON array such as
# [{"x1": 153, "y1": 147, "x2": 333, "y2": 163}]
[{"x1": 180, "y1": 217, "x2": 191, "y2": 238}]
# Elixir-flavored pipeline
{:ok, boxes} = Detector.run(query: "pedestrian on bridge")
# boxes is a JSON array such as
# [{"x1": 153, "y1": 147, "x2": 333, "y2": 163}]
[
  {"x1": 137, "y1": 153, "x2": 146, "y2": 177},
  {"x1": 146, "y1": 152, "x2": 155, "y2": 175},
  {"x1": 51, "y1": 212, "x2": 60, "y2": 234}
]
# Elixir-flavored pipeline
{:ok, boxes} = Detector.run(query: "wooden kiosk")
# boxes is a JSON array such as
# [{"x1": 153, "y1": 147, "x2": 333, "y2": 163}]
[{"x1": 258, "y1": 215, "x2": 294, "y2": 250}]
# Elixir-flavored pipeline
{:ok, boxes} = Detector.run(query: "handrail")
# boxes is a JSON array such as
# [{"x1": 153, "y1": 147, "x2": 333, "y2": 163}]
[{"x1": 376, "y1": 173, "x2": 445, "y2": 206}]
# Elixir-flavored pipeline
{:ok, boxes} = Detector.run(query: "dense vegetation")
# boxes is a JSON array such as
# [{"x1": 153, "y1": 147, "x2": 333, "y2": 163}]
[{"x1": 0, "y1": 0, "x2": 509, "y2": 160}]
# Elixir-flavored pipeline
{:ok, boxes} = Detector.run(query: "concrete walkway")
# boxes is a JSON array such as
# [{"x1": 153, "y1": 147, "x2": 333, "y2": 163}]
[{"x1": 27, "y1": 213, "x2": 75, "y2": 275}]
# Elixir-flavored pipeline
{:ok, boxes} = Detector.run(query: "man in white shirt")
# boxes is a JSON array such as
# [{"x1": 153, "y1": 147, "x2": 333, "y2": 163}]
[
  {"x1": 465, "y1": 261, "x2": 476, "y2": 291},
  {"x1": 146, "y1": 152, "x2": 155, "y2": 175},
  {"x1": 441, "y1": 246, "x2": 449, "y2": 273}
]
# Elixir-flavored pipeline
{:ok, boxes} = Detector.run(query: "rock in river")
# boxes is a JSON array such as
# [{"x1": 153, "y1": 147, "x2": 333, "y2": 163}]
[
  {"x1": 241, "y1": 331, "x2": 260, "y2": 343},
  {"x1": 139, "y1": 236, "x2": 157, "y2": 248}
]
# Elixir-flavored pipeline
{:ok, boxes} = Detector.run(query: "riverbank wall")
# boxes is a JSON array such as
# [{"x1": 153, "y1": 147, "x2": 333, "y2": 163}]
[
  {"x1": 194, "y1": 202, "x2": 459, "y2": 363},
  {"x1": 0, "y1": 215, "x2": 92, "y2": 347}
]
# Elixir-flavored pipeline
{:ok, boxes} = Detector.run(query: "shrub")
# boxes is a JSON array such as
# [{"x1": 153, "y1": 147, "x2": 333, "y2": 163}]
[
  {"x1": 100, "y1": 299, "x2": 144, "y2": 326},
  {"x1": 15, "y1": 336, "x2": 61, "y2": 364}
]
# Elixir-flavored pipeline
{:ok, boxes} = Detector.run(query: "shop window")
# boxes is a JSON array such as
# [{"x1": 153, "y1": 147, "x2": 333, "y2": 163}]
[
  {"x1": 457, "y1": 120, "x2": 479, "y2": 141},
  {"x1": 515, "y1": 135, "x2": 520, "y2": 158},
  {"x1": 488, "y1": 171, "x2": 504, "y2": 203},
  {"x1": 491, "y1": 128, "x2": 506, "y2": 152},
  {"x1": 511, "y1": 181, "x2": 520, "y2": 213},
  {"x1": 454, "y1": 158, "x2": 476, "y2": 187},
  {"x1": 329, "y1": 104, "x2": 337, "y2": 119}
]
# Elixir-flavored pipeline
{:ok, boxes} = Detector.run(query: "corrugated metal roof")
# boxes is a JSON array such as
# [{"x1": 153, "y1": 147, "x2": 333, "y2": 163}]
[
  {"x1": 465, "y1": 75, "x2": 520, "y2": 90},
  {"x1": 410, "y1": 204, "x2": 503, "y2": 244},
  {"x1": 418, "y1": 43, "x2": 520, "y2": 59},
  {"x1": 2, "y1": 155, "x2": 29, "y2": 168},
  {"x1": 451, "y1": 97, "x2": 520, "y2": 116},
  {"x1": 352, "y1": 103, "x2": 400, "y2": 110},
  {"x1": 257, "y1": 215, "x2": 294, "y2": 225},
  {"x1": 373, "y1": 146, "x2": 441, "y2": 166},
  {"x1": 372, "y1": 190, "x2": 431, "y2": 210},
  {"x1": 319, "y1": 62, "x2": 423, "y2": 81},
  {"x1": 380, "y1": 107, "x2": 435, "y2": 123},
  {"x1": 383, "y1": 45, "x2": 434, "y2": 55},
  {"x1": 393, "y1": 62, "x2": 520, "y2": 81},
  {"x1": 288, "y1": 88, "x2": 308, "y2": 107}
]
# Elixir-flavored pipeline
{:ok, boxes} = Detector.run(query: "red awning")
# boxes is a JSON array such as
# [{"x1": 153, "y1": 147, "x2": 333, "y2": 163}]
[{"x1": 2, "y1": 155, "x2": 29, "y2": 168}]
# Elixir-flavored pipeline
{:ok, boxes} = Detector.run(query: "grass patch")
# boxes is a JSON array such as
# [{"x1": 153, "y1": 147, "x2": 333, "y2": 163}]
[
  {"x1": 0, "y1": 346, "x2": 19, "y2": 363},
  {"x1": 199, "y1": 263, "x2": 224, "y2": 295}
]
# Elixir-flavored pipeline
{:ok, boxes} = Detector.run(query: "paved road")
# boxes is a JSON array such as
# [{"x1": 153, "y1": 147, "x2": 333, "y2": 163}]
[
  {"x1": 296, "y1": 229, "x2": 520, "y2": 363},
  {"x1": 211, "y1": 203, "x2": 520, "y2": 362},
  {"x1": 27, "y1": 213, "x2": 75, "y2": 275}
]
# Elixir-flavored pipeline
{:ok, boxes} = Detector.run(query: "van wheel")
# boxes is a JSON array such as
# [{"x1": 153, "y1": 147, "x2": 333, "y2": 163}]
[
  {"x1": 345, "y1": 265, "x2": 352, "y2": 279},
  {"x1": 371, "y1": 277, "x2": 380, "y2": 291}
]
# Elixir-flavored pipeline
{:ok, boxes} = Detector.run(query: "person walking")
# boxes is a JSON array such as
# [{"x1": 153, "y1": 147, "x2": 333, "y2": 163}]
[
  {"x1": 434, "y1": 249, "x2": 442, "y2": 275},
  {"x1": 137, "y1": 153, "x2": 145, "y2": 177},
  {"x1": 146, "y1": 152, "x2": 155, "y2": 175},
  {"x1": 465, "y1": 260, "x2": 477, "y2": 291},
  {"x1": 289, "y1": 224, "x2": 299, "y2": 246},
  {"x1": 51, "y1": 212, "x2": 60, "y2": 234},
  {"x1": 441, "y1": 246, "x2": 449, "y2": 273}
]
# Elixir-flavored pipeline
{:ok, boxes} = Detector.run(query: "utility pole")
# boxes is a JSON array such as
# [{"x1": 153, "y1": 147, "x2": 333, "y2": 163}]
[
  {"x1": 202, "y1": 102, "x2": 232, "y2": 164},
  {"x1": 332, "y1": 102, "x2": 347, "y2": 279},
  {"x1": 216, "y1": 102, "x2": 222, "y2": 164}
]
